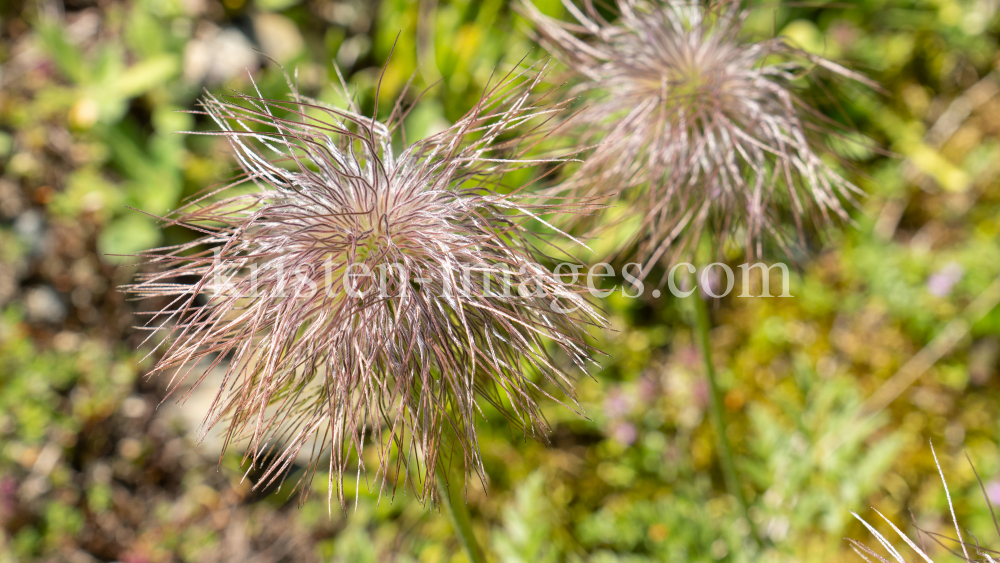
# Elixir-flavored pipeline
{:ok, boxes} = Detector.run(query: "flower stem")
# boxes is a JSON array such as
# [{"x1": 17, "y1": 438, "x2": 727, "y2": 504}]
[
  {"x1": 436, "y1": 467, "x2": 487, "y2": 563},
  {"x1": 691, "y1": 293, "x2": 761, "y2": 548}
]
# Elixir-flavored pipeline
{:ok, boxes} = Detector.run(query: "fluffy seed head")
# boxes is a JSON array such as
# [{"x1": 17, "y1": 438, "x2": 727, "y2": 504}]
[
  {"x1": 522, "y1": 0, "x2": 876, "y2": 275},
  {"x1": 126, "y1": 66, "x2": 606, "y2": 506}
]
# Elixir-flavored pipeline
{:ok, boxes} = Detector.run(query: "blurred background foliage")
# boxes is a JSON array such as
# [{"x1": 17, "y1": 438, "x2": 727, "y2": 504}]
[{"x1": 2, "y1": 0, "x2": 1000, "y2": 561}]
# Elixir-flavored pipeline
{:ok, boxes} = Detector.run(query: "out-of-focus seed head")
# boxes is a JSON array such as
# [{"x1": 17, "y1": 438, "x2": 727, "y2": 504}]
[
  {"x1": 521, "y1": 0, "x2": 877, "y2": 276},
  {"x1": 125, "y1": 65, "x2": 606, "y2": 507}
]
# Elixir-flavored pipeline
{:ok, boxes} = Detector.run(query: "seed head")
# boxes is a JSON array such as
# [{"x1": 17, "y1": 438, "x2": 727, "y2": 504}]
[
  {"x1": 521, "y1": 0, "x2": 876, "y2": 275},
  {"x1": 126, "y1": 66, "x2": 605, "y2": 506}
]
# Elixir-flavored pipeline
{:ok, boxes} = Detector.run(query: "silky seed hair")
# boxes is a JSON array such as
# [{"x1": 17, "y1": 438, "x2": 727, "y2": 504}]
[
  {"x1": 521, "y1": 0, "x2": 877, "y2": 277},
  {"x1": 849, "y1": 443, "x2": 998, "y2": 563},
  {"x1": 125, "y1": 65, "x2": 607, "y2": 507}
]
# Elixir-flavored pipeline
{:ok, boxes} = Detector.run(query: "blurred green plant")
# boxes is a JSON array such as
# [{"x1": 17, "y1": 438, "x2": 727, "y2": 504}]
[
  {"x1": 34, "y1": 15, "x2": 188, "y2": 258},
  {"x1": 2, "y1": 0, "x2": 1000, "y2": 560}
]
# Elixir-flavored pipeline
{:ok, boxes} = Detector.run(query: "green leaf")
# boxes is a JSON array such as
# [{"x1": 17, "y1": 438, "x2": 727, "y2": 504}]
[
  {"x1": 112, "y1": 55, "x2": 180, "y2": 99},
  {"x1": 98, "y1": 214, "x2": 162, "y2": 260},
  {"x1": 254, "y1": 0, "x2": 302, "y2": 11},
  {"x1": 50, "y1": 168, "x2": 123, "y2": 221},
  {"x1": 35, "y1": 22, "x2": 87, "y2": 84}
]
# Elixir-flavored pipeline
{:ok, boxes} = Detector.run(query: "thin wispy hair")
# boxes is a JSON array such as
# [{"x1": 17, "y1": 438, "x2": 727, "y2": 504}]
[
  {"x1": 125, "y1": 64, "x2": 608, "y2": 507},
  {"x1": 850, "y1": 442, "x2": 999, "y2": 563},
  {"x1": 521, "y1": 0, "x2": 878, "y2": 277}
]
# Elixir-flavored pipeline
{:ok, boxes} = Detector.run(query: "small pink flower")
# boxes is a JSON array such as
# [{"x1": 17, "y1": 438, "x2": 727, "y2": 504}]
[
  {"x1": 0, "y1": 476, "x2": 16, "y2": 518},
  {"x1": 927, "y1": 262, "x2": 963, "y2": 297},
  {"x1": 611, "y1": 422, "x2": 638, "y2": 446},
  {"x1": 985, "y1": 479, "x2": 1000, "y2": 506},
  {"x1": 604, "y1": 389, "x2": 631, "y2": 418}
]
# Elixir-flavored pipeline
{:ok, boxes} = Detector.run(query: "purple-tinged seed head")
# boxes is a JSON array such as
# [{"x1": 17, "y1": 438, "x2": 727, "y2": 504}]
[
  {"x1": 124, "y1": 64, "x2": 608, "y2": 507},
  {"x1": 521, "y1": 0, "x2": 877, "y2": 277}
]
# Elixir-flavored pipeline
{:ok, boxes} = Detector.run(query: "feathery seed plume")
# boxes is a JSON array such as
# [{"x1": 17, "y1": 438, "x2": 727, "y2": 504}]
[
  {"x1": 126, "y1": 65, "x2": 606, "y2": 507},
  {"x1": 521, "y1": 0, "x2": 877, "y2": 276}
]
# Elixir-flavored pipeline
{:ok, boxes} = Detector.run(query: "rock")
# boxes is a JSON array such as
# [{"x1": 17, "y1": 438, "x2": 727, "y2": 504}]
[
  {"x1": 25, "y1": 286, "x2": 67, "y2": 324},
  {"x1": 183, "y1": 24, "x2": 258, "y2": 85},
  {"x1": 0, "y1": 179, "x2": 26, "y2": 219},
  {"x1": 253, "y1": 13, "x2": 304, "y2": 63},
  {"x1": 14, "y1": 208, "x2": 45, "y2": 256}
]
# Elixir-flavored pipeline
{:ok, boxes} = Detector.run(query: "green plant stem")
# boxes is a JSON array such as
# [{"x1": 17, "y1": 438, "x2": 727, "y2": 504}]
[
  {"x1": 692, "y1": 294, "x2": 761, "y2": 548},
  {"x1": 436, "y1": 467, "x2": 487, "y2": 563}
]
